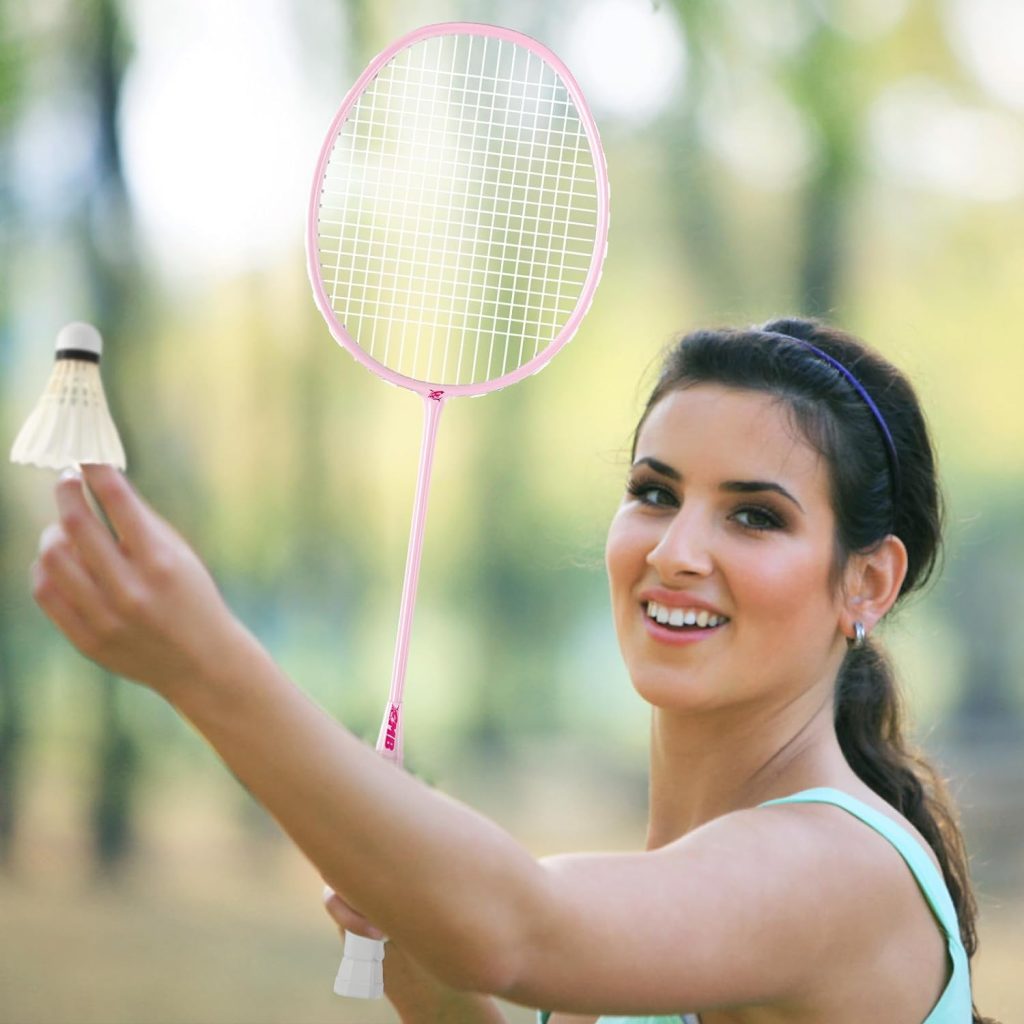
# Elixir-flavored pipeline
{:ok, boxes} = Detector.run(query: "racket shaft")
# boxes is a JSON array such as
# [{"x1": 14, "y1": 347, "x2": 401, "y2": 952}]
[{"x1": 375, "y1": 393, "x2": 446, "y2": 764}]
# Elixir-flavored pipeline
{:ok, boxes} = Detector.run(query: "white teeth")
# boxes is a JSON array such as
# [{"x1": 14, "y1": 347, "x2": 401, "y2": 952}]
[{"x1": 645, "y1": 601, "x2": 728, "y2": 629}]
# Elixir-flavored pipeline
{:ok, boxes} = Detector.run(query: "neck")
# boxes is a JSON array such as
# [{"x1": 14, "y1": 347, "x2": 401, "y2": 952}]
[{"x1": 644, "y1": 682, "x2": 853, "y2": 849}]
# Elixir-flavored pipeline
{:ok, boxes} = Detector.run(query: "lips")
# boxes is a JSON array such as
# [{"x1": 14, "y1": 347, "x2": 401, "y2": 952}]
[
  {"x1": 636, "y1": 587, "x2": 729, "y2": 619},
  {"x1": 641, "y1": 609, "x2": 727, "y2": 646}
]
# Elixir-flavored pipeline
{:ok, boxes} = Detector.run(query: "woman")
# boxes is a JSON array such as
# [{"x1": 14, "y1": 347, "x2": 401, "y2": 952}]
[{"x1": 32, "y1": 318, "x2": 993, "y2": 1023}]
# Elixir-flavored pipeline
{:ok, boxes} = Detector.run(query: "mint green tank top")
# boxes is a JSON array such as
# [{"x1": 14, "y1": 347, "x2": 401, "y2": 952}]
[{"x1": 537, "y1": 787, "x2": 972, "y2": 1024}]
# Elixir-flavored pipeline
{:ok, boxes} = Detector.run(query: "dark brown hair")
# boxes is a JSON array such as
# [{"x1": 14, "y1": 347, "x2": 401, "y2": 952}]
[{"x1": 632, "y1": 317, "x2": 995, "y2": 1023}]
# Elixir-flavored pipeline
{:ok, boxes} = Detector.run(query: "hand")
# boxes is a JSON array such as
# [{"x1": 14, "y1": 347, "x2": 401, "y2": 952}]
[
  {"x1": 323, "y1": 887, "x2": 510, "y2": 1023},
  {"x1": 322, "y1": 884, "x2": 389, "y2": 943},
  {"x1": 31, "y1": 465, "x2": 248, "y2": 699}
]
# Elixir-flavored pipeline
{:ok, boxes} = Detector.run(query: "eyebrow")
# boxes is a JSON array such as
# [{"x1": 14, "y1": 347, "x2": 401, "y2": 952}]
[{"x1": 630, "y1": 456, "x2": 805, "y2": 513}]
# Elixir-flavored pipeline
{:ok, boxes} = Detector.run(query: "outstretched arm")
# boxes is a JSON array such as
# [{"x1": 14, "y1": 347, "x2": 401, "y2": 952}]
[{"x1": 32, "y1": 465, "x2": 540, "y2": 994}]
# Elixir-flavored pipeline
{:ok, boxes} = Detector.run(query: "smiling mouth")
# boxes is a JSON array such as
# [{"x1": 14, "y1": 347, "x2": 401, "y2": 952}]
[{"x1": 641, "y1": 600, "x2": 730, "y2": 632}]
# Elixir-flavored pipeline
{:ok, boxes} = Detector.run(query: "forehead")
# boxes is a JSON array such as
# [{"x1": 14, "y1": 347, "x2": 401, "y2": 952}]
[{"x1": 636, "y1": 384, "x2": 827, "y2": 493}]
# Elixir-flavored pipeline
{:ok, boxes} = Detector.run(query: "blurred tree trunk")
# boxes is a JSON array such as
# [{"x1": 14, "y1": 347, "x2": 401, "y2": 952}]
[
  {"x1": 785, "y1": 23, "x2": 858, "y2": 318},
  {"x1": 663, "y1": 0, "x2": 743, "y2": 309},
  {"x1": 664, "y1": 4, "x2": 859, "y2": 318},
  {"x1": 945, "y1": 502, "x2": 1024, "y2": 739},
  {"x1": 460, "y1": 390, "x2": 568, "y2": 756},
  {"x1": 0, "y1": 502, "x2": 23, "y2": 870},
  {"x1": 77, "y1": 0, "x2": 143, "y2": 873},
  {"x1": 0, "y1": 0, "x2": 27, "y2": 869},
  {"x1": 91, "y1": 679, "x2": 140, "y2": 872}
]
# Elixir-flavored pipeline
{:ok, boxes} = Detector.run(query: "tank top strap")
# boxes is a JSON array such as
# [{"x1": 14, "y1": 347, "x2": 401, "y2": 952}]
[
  {"x1": 539, "y1": 1013, "x2": 695, "y2": 1023},
  {"x1": 539, "y1": 1016, "x2": 694, "y2": 1023},
  {"x1": 758, "y1": 787, "x2": 961, "y2": 941}
]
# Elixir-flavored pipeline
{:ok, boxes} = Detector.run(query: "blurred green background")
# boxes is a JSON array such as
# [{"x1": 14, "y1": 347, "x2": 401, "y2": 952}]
[{"x1": 1, "y1": 1, "x2": 1022, "y2": 1021}]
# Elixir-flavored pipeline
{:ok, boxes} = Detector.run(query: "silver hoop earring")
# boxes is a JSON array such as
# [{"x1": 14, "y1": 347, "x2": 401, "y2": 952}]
[{"x1": 852, "y1": 621, "x2": 866, "y2": 648}]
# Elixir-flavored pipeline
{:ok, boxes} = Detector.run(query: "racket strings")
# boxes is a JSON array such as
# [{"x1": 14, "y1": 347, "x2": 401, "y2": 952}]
[{"x1": 316, "y1": 32, "x2": 601, "y2": 387}]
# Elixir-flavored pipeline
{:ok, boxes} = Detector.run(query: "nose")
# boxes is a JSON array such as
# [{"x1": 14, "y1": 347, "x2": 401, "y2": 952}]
[{"x1": 645, "y1": 502, "x2": 714, "y2": 578}]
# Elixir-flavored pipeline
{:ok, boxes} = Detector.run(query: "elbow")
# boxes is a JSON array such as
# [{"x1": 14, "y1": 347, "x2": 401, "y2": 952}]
[
  {"x1": 411, "y1": 848, "x2": 552, "y2": 998},
  {"x1": 426, "y1": 926, "x2": 523, "y2": 997},
  {"x1": 411, "y1": 907, "x2": 527, "y2": 997},
  {"x1": 437, "y1": 959, "x2": 516, "y2": 999}
]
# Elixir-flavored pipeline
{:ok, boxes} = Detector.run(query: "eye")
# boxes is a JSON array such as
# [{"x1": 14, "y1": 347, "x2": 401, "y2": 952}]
[
  {"x1": 732, "y1": 505, "x2": 784, "y2": 531},
  {"x1": 626, "y1": 479, "x2": 677, "y2": 508}
]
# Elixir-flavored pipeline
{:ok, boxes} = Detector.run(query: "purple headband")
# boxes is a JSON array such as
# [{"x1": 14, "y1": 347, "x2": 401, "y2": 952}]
[{"x1": 771, "y1": 334, "x2": 901, "y2": 501}]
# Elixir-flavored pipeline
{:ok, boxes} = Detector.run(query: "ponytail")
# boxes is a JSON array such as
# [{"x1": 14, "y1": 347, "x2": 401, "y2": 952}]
[{"x1": 836, "y1": 638, "x2": 995, "y2": 1024}]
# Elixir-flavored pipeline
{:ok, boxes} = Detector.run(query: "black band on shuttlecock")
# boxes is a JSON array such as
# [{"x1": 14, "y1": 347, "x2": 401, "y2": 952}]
[{"x1": 55, "y1": 349, "x2": 100, "y2": 364}]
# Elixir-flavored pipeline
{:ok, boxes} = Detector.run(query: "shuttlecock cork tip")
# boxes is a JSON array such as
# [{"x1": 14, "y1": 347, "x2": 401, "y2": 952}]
[{"x1": 55, "y1": 321, "x2": 103, "y2": 358}]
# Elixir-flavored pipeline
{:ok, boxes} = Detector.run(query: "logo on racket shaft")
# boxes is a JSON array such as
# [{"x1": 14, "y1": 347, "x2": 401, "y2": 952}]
[{"x1": 384, "y1": 704, "x2": 400, "y2": 751}]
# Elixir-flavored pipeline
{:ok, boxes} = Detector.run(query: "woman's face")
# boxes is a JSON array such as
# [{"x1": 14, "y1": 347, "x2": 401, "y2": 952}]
[{"x1": 605, "y1": 384, "x2": 847, "y2": 713}]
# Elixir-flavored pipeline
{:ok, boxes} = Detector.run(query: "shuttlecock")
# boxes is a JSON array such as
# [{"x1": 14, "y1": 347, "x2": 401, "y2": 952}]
[
  {"x1": 334, "y1": 932, "x2": 385, "y2": 999},
  {"x1": 10, "y1": 322, "x2": 126, "y2": 471}
]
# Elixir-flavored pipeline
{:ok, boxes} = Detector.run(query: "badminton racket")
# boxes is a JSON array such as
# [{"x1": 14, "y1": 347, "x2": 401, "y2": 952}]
[{"x1": 307, "y1": 21, "x2": 609, "y2": 997}]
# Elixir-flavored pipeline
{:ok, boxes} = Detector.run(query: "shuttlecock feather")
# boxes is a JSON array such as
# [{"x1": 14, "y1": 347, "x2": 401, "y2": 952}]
[{"x1": 10, "y1": 322, "x2": 126, "y2": 471}]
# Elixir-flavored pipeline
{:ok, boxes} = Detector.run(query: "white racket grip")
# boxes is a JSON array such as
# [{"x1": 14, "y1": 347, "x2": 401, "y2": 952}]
[
  {"x1": 331, "y1": 705, "x2": 402, "y2": 998},
  {"x1": 334, "y1": 930, "x2": 386, "y2": 999}
]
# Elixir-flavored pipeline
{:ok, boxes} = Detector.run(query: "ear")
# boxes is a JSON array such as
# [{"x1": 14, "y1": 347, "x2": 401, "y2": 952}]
[{"x1": 839, "y1": 535, "x2": 908, "y2": 642}]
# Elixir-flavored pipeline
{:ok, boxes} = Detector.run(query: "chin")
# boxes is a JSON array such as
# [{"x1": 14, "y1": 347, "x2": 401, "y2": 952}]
[{"x1": 628, "y1": 665, "x2": 724, "y2": 711}]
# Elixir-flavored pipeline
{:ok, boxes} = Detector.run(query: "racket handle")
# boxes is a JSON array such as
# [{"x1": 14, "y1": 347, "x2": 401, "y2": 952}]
[
  {"x1": 331, "y1": 705, "x2": 401, "y2": 997},
  {"x1": 334, "y1": 931, "x2": 386, "y2": 999}
]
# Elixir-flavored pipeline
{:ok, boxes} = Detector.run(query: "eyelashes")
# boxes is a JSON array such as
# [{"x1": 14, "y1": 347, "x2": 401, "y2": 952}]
[
  {"x1": 624, "y1": 478, "x2": 786, "y2": 531},
  {"x1": 625, "y1": 480, "x2": 675, "y2": 507}
]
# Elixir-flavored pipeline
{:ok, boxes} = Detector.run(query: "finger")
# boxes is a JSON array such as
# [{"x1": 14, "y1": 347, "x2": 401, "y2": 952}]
[
  {"x1": 37, "y1": 523, "x2": 120, "y2": 631},
  {"x1": 32, "y1": 558, "x2": 100, "y2": 656},
  {"x1": 322, "y1": 890, "x2": 386, "y2": 941},
  {"x1": 55, "y1": 472, "x2": 133, "y2": 600},
  {"x1": 80, "y1": 464, "x2": 161, "y2": 558}
]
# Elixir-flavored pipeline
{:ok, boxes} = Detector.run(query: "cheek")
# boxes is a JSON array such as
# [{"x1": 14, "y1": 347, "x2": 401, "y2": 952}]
[
  {"x1": 733, "y1": 541, "x2": 834, "y2": 627},
  {"x1": 605, "y1": 511, "x2": 647, "y2": 585},
  {"x1": 605, "y1": 519, "x2": 648, "y2": 628},
  {"x1": 604, "y1": 524, "x2": 627, "y2": 596}
]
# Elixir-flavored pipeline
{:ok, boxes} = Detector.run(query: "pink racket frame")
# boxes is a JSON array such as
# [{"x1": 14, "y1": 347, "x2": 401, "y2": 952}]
[
  {"x1": 307, "y1": 21, "x2": 610, "y2": 401},
  {"x1": 307, "y1": 21, "x2": 609, "y2": 772}
]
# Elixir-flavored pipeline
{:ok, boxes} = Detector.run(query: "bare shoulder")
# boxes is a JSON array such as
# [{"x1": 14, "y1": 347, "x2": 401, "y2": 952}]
[
  {"x1": 699, "y1": 794, "x2": 926, "y2": 939},
  {"x1": 516, "y1": 788, "x2": 948, "y2": 1017},
  {"x1": 759, "y1": 782, "x2": 947, "y2": 880},
  {"x1": 741, "y1": 788, "x2": 952, "y2": 1018}
]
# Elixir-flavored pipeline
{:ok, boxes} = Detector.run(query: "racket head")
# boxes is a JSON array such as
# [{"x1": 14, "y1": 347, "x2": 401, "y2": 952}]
[{"x1": 307, "y1": 22, "x2": 610, "y2": 399}]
